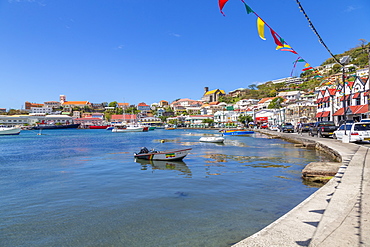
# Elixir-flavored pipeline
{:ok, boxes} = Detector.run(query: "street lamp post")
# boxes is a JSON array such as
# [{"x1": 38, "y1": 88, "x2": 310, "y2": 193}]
[{"x1": 342, "y1": 66, "x2": 348, "y2": 135}]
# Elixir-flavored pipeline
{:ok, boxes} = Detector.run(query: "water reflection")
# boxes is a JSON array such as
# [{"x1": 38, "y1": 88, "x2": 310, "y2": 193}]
[{"x1": 135, "y1": 159, "x2": 192, "y2": 177}]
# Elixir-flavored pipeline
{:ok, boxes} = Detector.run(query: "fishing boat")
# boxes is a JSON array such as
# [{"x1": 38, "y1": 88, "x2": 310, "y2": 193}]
[
  {"x1": 222, "y1": 130, "x2": 254, "y2": 136},
  {"x1": 0, "y1": 126, "x2": 21, "y2": 135},
  {"x1": 199, "y1": 136, "x2": 225, "y2": 143},
  {"x1": 134, "y1": 147, "x2": 192, "y2": 161},
  {"x1": 112, "y1": 124, "x2": 145, "y2": 132}
]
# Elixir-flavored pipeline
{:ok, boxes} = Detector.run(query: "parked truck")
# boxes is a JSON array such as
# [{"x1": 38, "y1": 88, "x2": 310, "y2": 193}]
[{"x1": 309, "y1": 121, "x2": 338, "y2": 138}]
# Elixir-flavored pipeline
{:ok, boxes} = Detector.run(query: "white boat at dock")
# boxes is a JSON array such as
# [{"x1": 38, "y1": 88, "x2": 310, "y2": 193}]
[{"x1": 0, "y1": 126, "x2": 21, "y2": 135}]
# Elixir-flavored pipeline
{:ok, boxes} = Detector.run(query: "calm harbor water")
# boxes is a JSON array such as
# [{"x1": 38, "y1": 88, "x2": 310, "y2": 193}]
[{"x1": 1, "y1": 129, "x2": 333, "y2": 247}]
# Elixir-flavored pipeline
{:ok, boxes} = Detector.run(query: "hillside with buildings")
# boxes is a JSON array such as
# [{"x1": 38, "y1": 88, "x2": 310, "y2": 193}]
[{"x1": 1, "y1": 42, "x2": 369, "y2": 129}]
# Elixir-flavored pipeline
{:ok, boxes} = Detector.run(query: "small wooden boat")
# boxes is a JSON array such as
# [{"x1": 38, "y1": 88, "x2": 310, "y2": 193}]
[
  {"x1": 199, "y1": 136, "x2": 225, "y2": 143},
  {"x1": 134, "y1": 147, "x2": 192, "y2": 161}
]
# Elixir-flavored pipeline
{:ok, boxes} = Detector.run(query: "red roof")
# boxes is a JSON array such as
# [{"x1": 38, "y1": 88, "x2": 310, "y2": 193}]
[
  {"x1": 316, "y1": 111, "x2": 330, "y2": 118},
  {"x1": 321, "y1": 111, "x2": 330, "y2": 117},
  {"x1": 333, "y1": 108, "x2": 345, "y2": 116},
  {"x1": 333, "y1": 105, "x2": 369, "y2": 116},
  {"x1": 258, "y1": 97, "x2": 275, "y2": 104},
  {"x1": 339, "y1": 95, "x2": 350, "y2": 101},
  {"x1": 111, "y1": 114, "x2": 137, "y2": 120},
  {"x1": 137, "y1": 102, "x2": 148, "y2": 106},
  {"x1": 353, "y1": 92, "x2": 361, "y2": 99},
  {"x1": 353, "y1": 105, "x2": 368, "y2": 114},
  {"x1": 328, "y1": 89, "x2": 337, "y2": 96},
  {"x1": 322, "y1": 96, "x2": 330, "y2": 103}
]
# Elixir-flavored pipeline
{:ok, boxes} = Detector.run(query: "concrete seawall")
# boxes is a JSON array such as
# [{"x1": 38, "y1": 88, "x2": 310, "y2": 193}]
[{"x1": 233, "y1": 130, "x2": 370, "y2": 247}]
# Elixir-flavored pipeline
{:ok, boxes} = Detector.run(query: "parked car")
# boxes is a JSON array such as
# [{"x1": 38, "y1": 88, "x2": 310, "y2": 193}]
[
  {"x1": 360, "y1": 119, "x2": 370, "y2": 122},
  {"x1": 260, "y1": 123, "x2": 269, "y2": 129},
  {"x1": 309, "y1": 121, "x2": 338, "y2": 138},
  {"x1": 278, "y1": 123, "x2": 294, "y2": 133},
  {"x1": 333, "y1": 123, "x2": 353, "y2": 140},
  {"x1": 269, "y1": 125, "x2": 279, "y2": 131},
  {"x1": 297, "y1": 123, "x2": 314, "y2": 133},
  {"x1": 346, "y1": 122, "x2": 370, "y2": 142}
]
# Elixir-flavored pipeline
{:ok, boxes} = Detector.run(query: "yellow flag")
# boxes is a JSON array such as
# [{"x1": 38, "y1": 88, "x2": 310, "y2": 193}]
[
  {"x1": 257, "y1": 17, "x2": 266, "y2": 40},
  {"x1": 276, "y1": 44, "x2": 291, "y2": 50},
  {"x1": 305, "y1": 63, "x2": 310, "y2": 67}
]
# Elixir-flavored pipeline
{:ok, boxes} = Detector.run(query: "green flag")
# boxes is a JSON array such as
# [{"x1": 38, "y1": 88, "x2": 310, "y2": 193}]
[{"x1": 244, "y1": 3, "x2": 254, "y2": 14}]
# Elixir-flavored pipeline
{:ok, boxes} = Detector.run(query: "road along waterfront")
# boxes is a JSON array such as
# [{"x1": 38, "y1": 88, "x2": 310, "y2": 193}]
[{"x1": 234, "y1": 129, "x2": 370, "y2": 247}]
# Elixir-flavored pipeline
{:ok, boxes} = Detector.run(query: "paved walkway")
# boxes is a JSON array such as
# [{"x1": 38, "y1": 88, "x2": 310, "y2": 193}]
[{"x1": 233, "y1": 130, "x2": 370, "y2": 247}]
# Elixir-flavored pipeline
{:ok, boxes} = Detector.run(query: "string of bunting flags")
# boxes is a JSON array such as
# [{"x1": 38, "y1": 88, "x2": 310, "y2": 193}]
[{"x1": 218, "y1": 0, "x2": 324, "y2": 79}]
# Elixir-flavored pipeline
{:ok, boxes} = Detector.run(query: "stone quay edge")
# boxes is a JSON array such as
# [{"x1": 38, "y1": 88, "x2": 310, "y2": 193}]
[{"x1": 232, "y1": 129, "x2": 369, "y2": 247}]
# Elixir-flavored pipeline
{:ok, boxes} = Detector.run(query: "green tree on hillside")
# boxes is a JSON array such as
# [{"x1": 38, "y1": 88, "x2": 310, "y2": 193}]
[
  {"x1": 108, "y1": 101, "x2": 117, "y2": 107},
  {"x1": 268, "y1": 97, "x2": 284, "y2": 109},
  {"x1": 238, "y1": 115, "x2": 253, "y2": 127}
]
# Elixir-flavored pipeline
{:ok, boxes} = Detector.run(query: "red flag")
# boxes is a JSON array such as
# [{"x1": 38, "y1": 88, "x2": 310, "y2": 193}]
[
  {"x1": 302, "y1": 67, "x2": 313, "y2": 71},
  {"x1": 219, "y1": 0, "x2": 229, "y2": 16},
  {"x1": 270, "y1": 29, "x2": 283, "y2": 47},
  {"x1": 280, "y1": 48, "x2": 298, "y2": 54}
]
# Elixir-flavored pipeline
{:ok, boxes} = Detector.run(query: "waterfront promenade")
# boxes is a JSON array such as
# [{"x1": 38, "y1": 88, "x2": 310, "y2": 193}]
[{"x1": 233, "y1": 129, "x2": 369, "y2": 247}]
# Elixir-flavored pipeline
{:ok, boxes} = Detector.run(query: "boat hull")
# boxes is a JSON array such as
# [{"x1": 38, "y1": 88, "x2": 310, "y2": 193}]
[
  {"x1": 89, "y1": 125, "x2": 110, "y2": 129},
  {"x1": 223, "y1": 131, "x2": 254, "y2": 136},
  {"x1": 0, "y1": 127, "x2": 21, "y2": 135},
  {"x1": 112, "y1": 127, "x2": 144, "y2": 132},
  {"x1": 199, "y1": 137, "x2": 225, "y2": 143},
  {"x1": 134, "y1": 148, "x2": 192, "y2": 161},
  {"x1": 32, "y1": 124, "x2": 80, "y2": 130}
]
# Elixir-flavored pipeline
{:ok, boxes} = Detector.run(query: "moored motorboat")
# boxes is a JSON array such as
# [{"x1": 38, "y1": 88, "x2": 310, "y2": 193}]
[
  {"x1": 199, "y1": 136, "x2": 225, "y2": 143},
  {"x1": 134, "y1": 147, "x2": 192, "y2": 161},
  {"x1": 222, "y1": 130, "x2": 254, "y2": 136},
  {"x1": 0, "y1": 126, "x2": 21, "y2": 135},
  {"x1": 112, "y1": 124, "x2": 145, "y2": 132}
]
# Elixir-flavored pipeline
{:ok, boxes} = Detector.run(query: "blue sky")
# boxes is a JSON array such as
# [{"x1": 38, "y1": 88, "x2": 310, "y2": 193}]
[{"x1": 1, "y1": 0, "x2": 369, "y2": 109}]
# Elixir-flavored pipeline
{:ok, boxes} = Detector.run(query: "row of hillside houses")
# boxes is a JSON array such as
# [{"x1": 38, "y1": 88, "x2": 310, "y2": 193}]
[
  {"x1": 316, "y1": 76, "x2": 369, "y2": 124},
  {"x1": 2, "y1": 76, "x2": 370, "y2": 127}
]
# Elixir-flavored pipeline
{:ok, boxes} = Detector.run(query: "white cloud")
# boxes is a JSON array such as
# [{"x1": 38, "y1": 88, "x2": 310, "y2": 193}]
[
  {"x1": 344, "y1": 5, "x2": 358, "y2": 12},
  {"x1": 8, "y1": 0, "x2": 46, "y2": 6},
  {"x1": 169, "y1": 33, "x2": 181, "y2": 38},
  {"x1": 115, "y1": 45, "x2": 124, "y2": 50}
]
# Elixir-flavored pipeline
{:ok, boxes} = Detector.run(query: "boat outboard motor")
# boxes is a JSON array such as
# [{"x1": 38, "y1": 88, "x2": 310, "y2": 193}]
[{"x1": 139, "y1": 147, "x2": 149, "y2": 154}]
